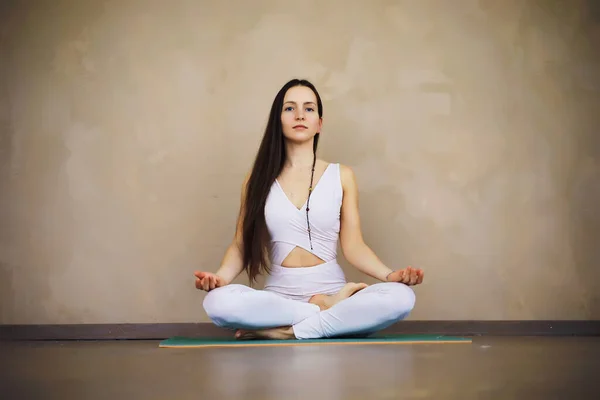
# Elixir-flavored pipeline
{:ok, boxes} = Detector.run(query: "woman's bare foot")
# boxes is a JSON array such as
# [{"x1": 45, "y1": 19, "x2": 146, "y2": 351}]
[
  {"x1": 235, "y1": 326, "x2": 295, "y2": 340},
  {"x1": 309, "y1": 282, "x2": 368, "y2": 311}
]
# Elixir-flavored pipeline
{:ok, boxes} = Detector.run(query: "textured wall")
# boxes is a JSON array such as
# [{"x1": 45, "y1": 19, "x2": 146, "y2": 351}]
[{"x1": 1, "y1": 0, "x2": 599, "y2": 324}]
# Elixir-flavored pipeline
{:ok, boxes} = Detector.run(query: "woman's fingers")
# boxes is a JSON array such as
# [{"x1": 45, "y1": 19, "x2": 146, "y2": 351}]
[
  {"x1": 400, "y1": 270, "x2": 407, "y2": 283},
  {"x1": 193, "y1": 272, "x2": 221, "y2": 291},
  {"x1": 392, "y1": 268, "x2": 409, "y2": 283},
  {"x1": 411, "y1": 269, "x2": 419, "y2": 285},
  {"x1": 406, "y1": 266, "x2": 416, "y2": 285},
  {"x1": 387, "y1": 266, "x2": 424, "y2": 286},
  {"x1": 399, "y1": 266, "x2": 422, "y2": 286}
]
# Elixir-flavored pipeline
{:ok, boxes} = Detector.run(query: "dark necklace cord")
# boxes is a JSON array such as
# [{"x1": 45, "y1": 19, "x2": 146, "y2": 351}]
[{"x1": 305, "y1": 153, "x2": 316, "y2": 250}]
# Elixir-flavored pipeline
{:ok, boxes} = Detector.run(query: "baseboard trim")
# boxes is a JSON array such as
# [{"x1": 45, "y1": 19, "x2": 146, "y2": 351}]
[{"x1": 1, "y1": 320, "x2": 599, "y2": 340}]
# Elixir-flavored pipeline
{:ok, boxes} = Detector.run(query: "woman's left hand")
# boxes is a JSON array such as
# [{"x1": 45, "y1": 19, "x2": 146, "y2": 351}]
[{"x1": 386, "y1": 266, "x2": 424, "y2": 286}]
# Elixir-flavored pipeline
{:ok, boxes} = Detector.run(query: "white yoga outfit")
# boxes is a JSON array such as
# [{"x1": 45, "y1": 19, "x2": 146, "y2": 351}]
[{"x1": 203, "y1": 163, "x2": 416, "y2": 339}]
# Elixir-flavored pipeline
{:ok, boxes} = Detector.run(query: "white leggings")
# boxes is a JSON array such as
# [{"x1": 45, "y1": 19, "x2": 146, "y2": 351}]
[{"x1": 202, "y1": 260, "x2": 416, "y2": 339}]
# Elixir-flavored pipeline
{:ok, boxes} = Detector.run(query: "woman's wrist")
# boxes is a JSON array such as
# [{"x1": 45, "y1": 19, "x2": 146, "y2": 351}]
[{"x1": 384, "y1": 269, "x2": 395, "y2": 282}]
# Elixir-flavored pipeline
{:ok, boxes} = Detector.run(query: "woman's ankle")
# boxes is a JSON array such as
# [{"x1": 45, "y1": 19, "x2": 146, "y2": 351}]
[{"x1": 308, "y1": 294, "x2": 329, "y2": 311}]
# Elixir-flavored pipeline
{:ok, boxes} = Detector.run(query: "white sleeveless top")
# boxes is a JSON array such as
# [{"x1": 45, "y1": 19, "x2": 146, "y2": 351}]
[{"x1": 265, "y1": 163, "x2": 342, "y2": 266}]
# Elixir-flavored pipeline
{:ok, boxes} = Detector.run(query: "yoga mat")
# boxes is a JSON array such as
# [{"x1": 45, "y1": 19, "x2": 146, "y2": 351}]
[{"x1": 159, "y1": 334, "x2": 472, "y2": 348}]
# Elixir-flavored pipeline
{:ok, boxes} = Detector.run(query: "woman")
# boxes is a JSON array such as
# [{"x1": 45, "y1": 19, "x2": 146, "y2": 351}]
[{"x1": 194, "y1": 79, "x2": 424, "y2": 340}]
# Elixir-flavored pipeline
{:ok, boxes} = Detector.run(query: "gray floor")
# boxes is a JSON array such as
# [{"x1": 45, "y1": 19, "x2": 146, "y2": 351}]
[{"x1": 1, "y1": 336, "x2": 599, "y2": 399}]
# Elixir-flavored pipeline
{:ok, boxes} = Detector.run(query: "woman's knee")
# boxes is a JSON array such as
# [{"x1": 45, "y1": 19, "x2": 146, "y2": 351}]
[
  {"x1": 377, "y1": 282, "x2": 416, "y2": 320},
  {"x1": 202, "y1": 284, "x2": 246, "y2": 325}
]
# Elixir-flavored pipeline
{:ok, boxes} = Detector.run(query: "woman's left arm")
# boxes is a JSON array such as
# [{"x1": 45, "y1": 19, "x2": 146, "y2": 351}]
[{"x1": 339, "y1": 164, "x2": 424, "y2": 285}]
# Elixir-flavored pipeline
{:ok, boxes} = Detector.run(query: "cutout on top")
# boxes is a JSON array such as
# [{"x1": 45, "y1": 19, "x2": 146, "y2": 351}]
[{"x1": 280, "y1": 246, "x2": 326, "y2": 268}]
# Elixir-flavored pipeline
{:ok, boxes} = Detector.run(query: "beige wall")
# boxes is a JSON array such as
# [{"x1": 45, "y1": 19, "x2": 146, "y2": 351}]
[{"x1": 1, "y1": 0, "x2": 599, "y2": 325}]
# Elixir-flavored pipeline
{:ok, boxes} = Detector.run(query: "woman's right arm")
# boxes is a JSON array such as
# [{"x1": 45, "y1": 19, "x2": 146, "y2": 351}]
[{"x1": 210, "y1": 173, "x2": 250, "y2": 285}]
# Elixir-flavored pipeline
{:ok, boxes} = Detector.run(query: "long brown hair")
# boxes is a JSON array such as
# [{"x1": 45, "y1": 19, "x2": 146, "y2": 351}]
[{"x1": 241, "y1": 79, "x2": 323, "y2": 284}]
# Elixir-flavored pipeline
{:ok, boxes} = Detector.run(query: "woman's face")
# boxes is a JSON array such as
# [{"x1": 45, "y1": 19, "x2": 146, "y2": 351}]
[{"x1": 280, "y1": 85, "x2": 322, "y2": 143}]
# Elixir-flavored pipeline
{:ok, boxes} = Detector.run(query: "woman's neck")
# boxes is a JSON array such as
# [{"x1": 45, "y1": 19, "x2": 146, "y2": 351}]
[{"x1": 284, "y1": 140, "x2": 315, "y2": 169}]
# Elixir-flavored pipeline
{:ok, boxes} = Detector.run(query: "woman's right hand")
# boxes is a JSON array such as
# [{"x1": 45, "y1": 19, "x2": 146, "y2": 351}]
[{"x1": 194, "y1": 271, "x2": 226, "y2": 292}]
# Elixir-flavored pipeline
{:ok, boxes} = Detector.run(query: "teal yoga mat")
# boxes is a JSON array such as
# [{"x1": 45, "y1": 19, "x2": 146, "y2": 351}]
[{"x1": 159, "y1": 334, "x2": 472, "y2": 348}]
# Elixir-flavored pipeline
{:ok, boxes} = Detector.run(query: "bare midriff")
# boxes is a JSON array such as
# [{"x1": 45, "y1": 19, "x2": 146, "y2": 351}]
[{"x1": 279, "y1": 246, "x2": 327, "y2": 268}]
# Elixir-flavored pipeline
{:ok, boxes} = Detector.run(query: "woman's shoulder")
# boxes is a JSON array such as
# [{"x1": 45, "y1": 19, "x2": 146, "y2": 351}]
[
  {"x1": 319, "y1": 159, "x2": 351, "y2": 170},
  {"x1": 319, "y1": 159, "x2": 356, "y2": 186}
]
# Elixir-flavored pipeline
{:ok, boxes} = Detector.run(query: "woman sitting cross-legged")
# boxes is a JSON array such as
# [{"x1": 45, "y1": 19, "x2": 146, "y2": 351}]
[{"x1": 194, "y1": 78, "x2": 424, "y2": 340}]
